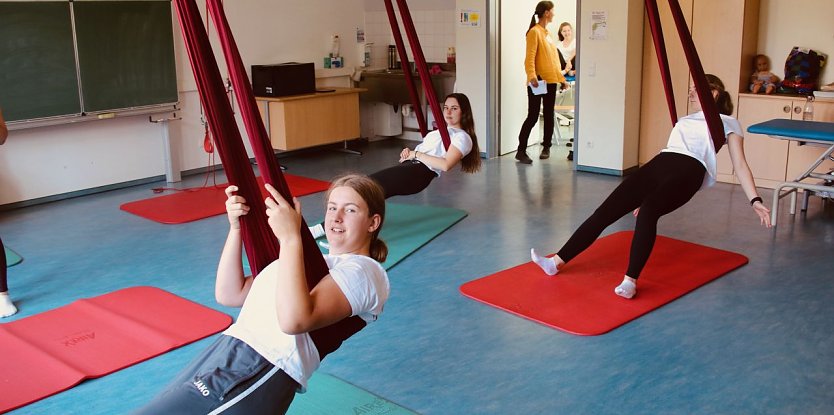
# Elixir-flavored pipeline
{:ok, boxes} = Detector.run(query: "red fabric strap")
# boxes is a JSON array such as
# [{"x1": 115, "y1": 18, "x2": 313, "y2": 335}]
[
  {"x1": 173, "y1": 0, "x2": 279, "y2": 275},
  {"x1": 383, "y1": 0, "x2": 427, "y2": 136},
  {"x1": 644, "y1": 0, "x2": 677, "y2": 126},
  {"x1": 175, "y1": 0, "x2": 365, "y2": 359},
  {"x1": 384, "y1": 0, "x2": 451, "y2": 150},
  {"x1": 646, "y1": 0, "x2": 726, "y2": 151}
]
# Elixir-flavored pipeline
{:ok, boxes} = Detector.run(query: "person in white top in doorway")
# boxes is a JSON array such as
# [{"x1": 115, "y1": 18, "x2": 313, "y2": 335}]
[
  {"x1": 530, "y1": 74, "x2": 771, "y2": 300},
  {"x1": 556, "y1": 22, "x2": 576, "y2": 77}
]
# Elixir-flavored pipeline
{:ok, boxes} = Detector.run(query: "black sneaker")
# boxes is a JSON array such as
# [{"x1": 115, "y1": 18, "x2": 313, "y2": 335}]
[
  {"x1": 515, "y1": 152, "x2": 533, "y2": 164},
  {"x1": 566, "y1": 150, "x2": 574, "y2": 161},
  {"x1": 539, "y1": 147, "x2": 550, "y2": 159}
]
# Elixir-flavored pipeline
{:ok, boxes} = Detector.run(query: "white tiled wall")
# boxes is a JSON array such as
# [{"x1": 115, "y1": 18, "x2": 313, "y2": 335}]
[{"x1": 364, "y1": 9, "x2": 456, "y2": 68}]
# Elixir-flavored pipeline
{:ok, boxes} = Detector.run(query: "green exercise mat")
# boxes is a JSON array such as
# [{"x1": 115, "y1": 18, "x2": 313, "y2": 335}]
[
  {"x1": 288, "y1": 373, "x2": 417, "y2": 415},
  {"x1": 244, "y1": 203, "x2": 467, "y2": 274},
  {"x1": 374, "y1": 202, "x2": 467, "y2": 269},
  {"x1": 4, "y1": 245, "x2": 22, "y2": 267}
]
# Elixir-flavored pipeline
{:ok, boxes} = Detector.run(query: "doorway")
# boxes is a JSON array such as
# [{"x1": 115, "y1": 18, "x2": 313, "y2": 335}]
[{"x1": 496, "y1": 0, "x2": 578, "y2": 156}]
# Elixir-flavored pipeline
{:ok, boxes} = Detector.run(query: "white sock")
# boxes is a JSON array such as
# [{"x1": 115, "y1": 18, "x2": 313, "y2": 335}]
[
  {"x1": 614, "y1": 279, "x2": 637, "y2": 299},
  {"x1": 309, "y1": 223, "x2": 326, "y2": 239},
  {"x1": 531, "y1": 248, "x2": 558, "y2": 276},
  {"x1": 0, "y1": 292, "x2": 18, "y2": 318}
]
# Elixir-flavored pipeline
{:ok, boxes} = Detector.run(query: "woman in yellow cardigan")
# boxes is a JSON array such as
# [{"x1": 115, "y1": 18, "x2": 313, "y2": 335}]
[{"x1": 515, "y1": 1, "x2": 569, "y2": 164}]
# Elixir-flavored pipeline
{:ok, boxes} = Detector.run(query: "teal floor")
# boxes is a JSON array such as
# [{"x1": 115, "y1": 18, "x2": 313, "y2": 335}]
[{"x1": 2, "y1": 139, "x2": 833, "y2": 414}]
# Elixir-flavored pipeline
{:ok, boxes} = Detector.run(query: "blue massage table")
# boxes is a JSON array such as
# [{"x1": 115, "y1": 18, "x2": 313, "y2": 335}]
[{"x1": 747, "y1": 119, "x2": 834, "y2": 226}]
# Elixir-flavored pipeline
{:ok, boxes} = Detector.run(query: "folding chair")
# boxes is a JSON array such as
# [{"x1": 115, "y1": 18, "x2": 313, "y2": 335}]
[{"x1": 554, "y1": 79, "x2": 575, "y2": 146}]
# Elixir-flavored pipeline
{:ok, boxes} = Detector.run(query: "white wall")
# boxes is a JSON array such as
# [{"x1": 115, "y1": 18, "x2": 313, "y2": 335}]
[
  {"x1": 574, "y1": 0, "x2": 643, "y2": 172},
  {"x1": 0, "y1": 0, "x2": 365, "y2": 206},
  {"x1": 455, "y1": 0, "x2": 489, "y2": 153},
  {"x1": 363, "y1": 0, "x2": 456, "y2": 67},
  {"x1": 757, "y1": 0, "x2": 833, "y2": 86}
]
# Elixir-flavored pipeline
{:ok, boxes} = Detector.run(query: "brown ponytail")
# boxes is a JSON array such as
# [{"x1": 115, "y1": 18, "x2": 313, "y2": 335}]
[
  {"x1": 369, "y1": 239, "x2": 388, "y2": 263},
  {"x1": 527, "y1": 1, "x2": 554, "y2": 34},
  {"x1": 705, "y1": 74, "x2": 734, "y2": 115},
  {"x1": 326, "y1": 174, "x2": 387, "y2": 263}
]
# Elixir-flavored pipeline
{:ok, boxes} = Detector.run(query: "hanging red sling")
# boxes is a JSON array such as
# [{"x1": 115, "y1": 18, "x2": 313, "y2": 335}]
[{"x1": 645, "y1": 0, "x2": 726, "y2": 151}]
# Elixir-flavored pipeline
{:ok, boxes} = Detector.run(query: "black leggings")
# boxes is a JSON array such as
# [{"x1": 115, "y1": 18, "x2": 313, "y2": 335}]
[
  {"x1": 370, "y1": 161, "x2": 438, "y2": 199},
  {"x1": 557, "y1": 152, "x2": 706, "y2": 279},
  {"x1": 0, "y1": 236, "x2": 7, "y2": 292},
  {"x1": 517, "y1": 83, "x2": 558, "y2": 152}
]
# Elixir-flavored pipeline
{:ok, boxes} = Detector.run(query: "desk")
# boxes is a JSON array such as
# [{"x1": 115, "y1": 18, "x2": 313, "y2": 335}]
[
  {"x1": 747, "y1": 119, "x2": 834, "y2": 225},
  {"x1": 256, "y1": 87, "x2": 365, "y2": 151}
]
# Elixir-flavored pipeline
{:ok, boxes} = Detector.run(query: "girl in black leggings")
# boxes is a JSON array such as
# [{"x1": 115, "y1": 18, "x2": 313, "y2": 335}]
[
  {"x1": 369, "y1": 93, "x2": 481, "y2": 198},
  {"x1": 310, "y1": 94, "x2": 480, "y2": 239},
  {"x1": 531, "y1": 74, "x2": 772, "y2": 299}
]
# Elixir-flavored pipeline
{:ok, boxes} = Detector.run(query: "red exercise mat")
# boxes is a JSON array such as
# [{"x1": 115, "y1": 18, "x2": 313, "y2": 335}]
[
  {"x1": 120, "y1": 174, "x2": 330, "y2": 224},
  {"x1": 460, "y1": 231, "x2": 748, "y2": 336},
  {"x1": 0, "y1": 286, "x2": 232, "y2": 413}
]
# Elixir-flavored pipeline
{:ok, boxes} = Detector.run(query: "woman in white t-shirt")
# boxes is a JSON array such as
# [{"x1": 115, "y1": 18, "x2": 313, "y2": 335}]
[
  {"x1": 307, "y1": 94, "x2": 480, "y2": 241},
  {"x1": 530, "y1": 74, "x2": 771, "y2": 299},
  {"x1": 134, "y1": 174, "x2": 390, "y2": 415},
  {"x1": 370, "y1": 93, "x2": 481, "y2": 198}
]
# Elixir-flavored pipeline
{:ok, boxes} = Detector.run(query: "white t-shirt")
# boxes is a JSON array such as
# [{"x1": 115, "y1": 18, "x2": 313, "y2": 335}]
[
  {"x1": 413, "y1": 127, "x2": 473, "y2": 175},
  {"x1": 661, "y1": 111, "x2": 743, "y2": 188},
  {"x1": 557, "y1": 38, "x2": 576, "y2": 62},
  {"x1": 223, "y1": 253, "x2": 389, "y2": 391}
]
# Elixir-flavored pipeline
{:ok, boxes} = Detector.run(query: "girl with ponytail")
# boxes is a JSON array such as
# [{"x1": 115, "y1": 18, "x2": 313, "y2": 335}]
[
  {"x1": 530, "y1": 74, "x2": 771, "y2": 300},
  {"x1": 135, "y1": 174, "x2": 389, "y2": 414}
]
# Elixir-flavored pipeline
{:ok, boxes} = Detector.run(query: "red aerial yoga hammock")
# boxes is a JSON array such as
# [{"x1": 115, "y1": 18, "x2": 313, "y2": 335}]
[
  {"x1": 645, "y1": 0, "x2": 725, "y2": 151},
  {"x1": 174, "y1": 0, "x2": 363, "y2": 359},
  {"x1": 384, "y1": 0, "x2": 452, "y2": 151}
]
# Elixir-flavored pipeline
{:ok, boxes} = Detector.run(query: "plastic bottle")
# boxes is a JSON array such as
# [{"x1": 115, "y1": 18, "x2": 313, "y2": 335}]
[
  {"x1": 388, "y1": 45, "x2": 395, "y2": 70},
  {"x1": 363, "y1": 43, "x2": 373, "y2": 67},
  {"x1": 447, "y1": 47, "x2": 456, "y2": 64},
  {"x1": 330, "y1": 35, "x2": 340, "y2": 58},
  {"x1": 803, "y1": 95, "x2": 814, "y2": 121}
]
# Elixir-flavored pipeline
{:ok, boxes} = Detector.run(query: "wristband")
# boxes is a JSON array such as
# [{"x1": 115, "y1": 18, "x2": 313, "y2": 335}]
[{"x1": 750, "y1": 196, "x2": 763, "y2": 206}]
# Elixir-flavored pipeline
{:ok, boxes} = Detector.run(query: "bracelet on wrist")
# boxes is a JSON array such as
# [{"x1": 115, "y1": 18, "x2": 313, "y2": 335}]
[{"x1": 750, "y1": 196, "x2": 763, "y2": 206}]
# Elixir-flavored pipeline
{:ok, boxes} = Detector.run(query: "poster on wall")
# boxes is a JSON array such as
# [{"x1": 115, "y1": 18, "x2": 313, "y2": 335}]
[
  {"x1": 590, "y1": 11, "x2": 607, "y2": 40},
  {"x1": 459, "y1": 9, "x2": 480, "y2": 27}
]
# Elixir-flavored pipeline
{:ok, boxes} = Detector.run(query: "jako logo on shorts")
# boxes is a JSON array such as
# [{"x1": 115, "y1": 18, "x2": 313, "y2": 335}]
[{"x1": 193, "y1": 379, "x2": 211, "y2": 397}]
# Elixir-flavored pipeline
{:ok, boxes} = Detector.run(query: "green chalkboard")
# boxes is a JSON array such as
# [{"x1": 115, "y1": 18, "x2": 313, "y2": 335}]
[
  {"x1": 0, "y1": 2, "x2": 82, "y2": 122},
  {"x1": 0, "y1": 0, "x2": 177, "y2": 123},
  {"x1": 74, "y1": 0, "x2": 178, "y2": 113}
]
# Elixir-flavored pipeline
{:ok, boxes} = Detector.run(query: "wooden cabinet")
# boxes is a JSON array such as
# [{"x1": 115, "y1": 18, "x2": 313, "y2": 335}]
[
  {"x1": 723, "y1": 94, "x2": 834, "y2": 188},
  {"x1": 256, "y1": 87, "x2": 364, "y2": 151},
  {"x1": 638, "y1": 0, "x2": 760, "y2": 164}
]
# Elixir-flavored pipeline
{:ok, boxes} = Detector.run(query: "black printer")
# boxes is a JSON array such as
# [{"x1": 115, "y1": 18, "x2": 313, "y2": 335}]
[{"x1": 251, "y1": 62, "x2": 315, "y2": 97}]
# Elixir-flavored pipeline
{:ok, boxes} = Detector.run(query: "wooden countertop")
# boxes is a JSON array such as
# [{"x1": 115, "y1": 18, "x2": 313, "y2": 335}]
[{"x1": 255, "y1": 87, "x2": 366, "y2": 103}]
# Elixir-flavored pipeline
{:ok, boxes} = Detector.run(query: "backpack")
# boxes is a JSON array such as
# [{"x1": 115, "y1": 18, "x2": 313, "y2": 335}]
[{"x1": 779, "y1": 47, "x2": 827, "y2": 95}]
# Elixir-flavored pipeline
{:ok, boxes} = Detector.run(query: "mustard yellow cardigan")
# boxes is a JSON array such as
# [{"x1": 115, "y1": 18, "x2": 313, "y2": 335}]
[{"x1": 524, "y1": 25, "x2": 566, "y2": 85}]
